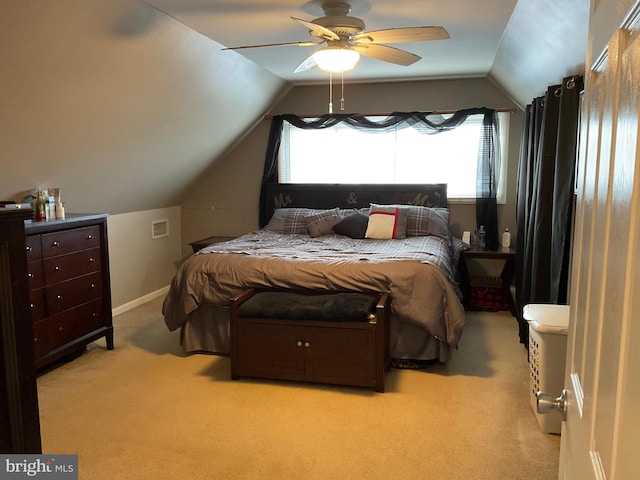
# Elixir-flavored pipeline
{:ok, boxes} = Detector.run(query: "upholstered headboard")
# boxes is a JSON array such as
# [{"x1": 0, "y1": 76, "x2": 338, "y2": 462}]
[{"x1": 261, "y1": 183, "x2": 447, "y2": 226}]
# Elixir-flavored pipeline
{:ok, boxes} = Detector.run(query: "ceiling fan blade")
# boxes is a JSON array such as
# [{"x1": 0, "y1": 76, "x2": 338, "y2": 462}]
[
  {"x1": 222, "y1": 41, "x2": 320, "y2": 51},
  {"x1": 353, "y1": 26, "x2": 450, "y2": 44},
  {"x1": 293, "y1": 53, "x2": 318, "y2": 73},
  {"x1": 291, "y1": 17, "x2": 340, "y2": 41},
  {"x1": 352, "y1": 43, "x2": 421, "y2": 66}
]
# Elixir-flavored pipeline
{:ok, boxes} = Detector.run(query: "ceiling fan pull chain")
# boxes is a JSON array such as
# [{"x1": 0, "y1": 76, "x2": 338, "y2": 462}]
[
  {"x1": 328, "y1": 71, "x2": 334, "y2": 114},
  {"x1": 341, "y1": 72, "x2": 346, "y2": 111}
]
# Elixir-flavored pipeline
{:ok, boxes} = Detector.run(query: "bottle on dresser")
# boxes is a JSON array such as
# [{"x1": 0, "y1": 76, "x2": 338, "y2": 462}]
[{"x1": 35, "y1": 190, "x2": 47, "y2": 221}]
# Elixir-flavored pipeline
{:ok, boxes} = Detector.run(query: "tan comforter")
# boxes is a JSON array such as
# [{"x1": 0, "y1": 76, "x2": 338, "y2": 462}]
[{"x1": 162, "y1": 231, "x2": 465, "y2": 350}]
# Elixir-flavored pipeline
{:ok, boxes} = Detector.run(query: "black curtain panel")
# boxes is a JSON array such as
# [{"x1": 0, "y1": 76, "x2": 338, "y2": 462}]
[
  {"x1": 515, "y1": 75, "x2": 583, "y2": 345},
  {"x1": 476, "y1": 110, "x2": 500, "y2": 250},
  {"x1": 259, "y1": 108, "x2": 500, "y2": 242},
  {"x1": 259, "y1": 117, "x2": 284, "y2": 227}
]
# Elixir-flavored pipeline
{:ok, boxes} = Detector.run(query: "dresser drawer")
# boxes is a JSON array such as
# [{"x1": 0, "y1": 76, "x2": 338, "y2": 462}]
[
  {"x1": 27, "y1": 259, "x2": 44, "y2": 290},
  {"x1": 42, "y1": 247, "x2": 102, "y2": 285},
  {"x1": 25, "y1": 235, "x2": 42, "y2": 261},
  {"x1": 41, "y1": 225, "x2": 101, "y2": 258},
  {"x1": 46, "y1": 272, "x2": 102, "y2": 315},
  {"x1": 32, "y1": 319, "x2": 51, "y2": 360},
  {"x1": 47, "y1": 299, "x2": 106, "y2": 351},
  {"x1": 29, "y1": 287, "x2": 46, "y2": 322}
]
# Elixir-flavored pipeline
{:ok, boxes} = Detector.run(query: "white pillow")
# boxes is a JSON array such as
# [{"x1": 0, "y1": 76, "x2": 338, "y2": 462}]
[{"x1": 365, "y1": 205, "x2": 408, "y2": 239}]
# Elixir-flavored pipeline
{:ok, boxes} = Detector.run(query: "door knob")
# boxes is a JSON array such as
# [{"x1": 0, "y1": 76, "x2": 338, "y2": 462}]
[{"x1": 536, "y1": 389, "x2": 568, "y2": 421}]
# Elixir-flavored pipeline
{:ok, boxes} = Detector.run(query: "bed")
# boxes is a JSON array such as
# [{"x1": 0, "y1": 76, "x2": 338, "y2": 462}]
[{"x1": 162, "y1": 183, "x2": 466, "y2": 364}]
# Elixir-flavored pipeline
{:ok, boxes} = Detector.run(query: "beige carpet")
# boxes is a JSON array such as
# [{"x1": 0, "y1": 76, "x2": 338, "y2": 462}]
[{"x1": 36, "y1": 297, "x2": 560, "y2": 479}]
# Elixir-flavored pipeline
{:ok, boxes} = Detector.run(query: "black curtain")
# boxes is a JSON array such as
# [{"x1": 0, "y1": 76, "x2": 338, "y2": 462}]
[
  {"x1": 476, "y1": 110, "x2": 500, "y2": 250},
  {"x1": 259, "y1": 117, "x2": 285, "y2": 227},
  {"x1": 259, "y1": 109, "x2": 500, "y2": 248},
  {"x1": 515, "y1": 75, "x2": 583, "y2": 345}
]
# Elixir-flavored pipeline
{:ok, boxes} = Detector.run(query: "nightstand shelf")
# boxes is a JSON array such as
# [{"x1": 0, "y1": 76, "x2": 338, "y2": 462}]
[{"x1": 459, "y1": 246, "x2": 517, "y2": 316}]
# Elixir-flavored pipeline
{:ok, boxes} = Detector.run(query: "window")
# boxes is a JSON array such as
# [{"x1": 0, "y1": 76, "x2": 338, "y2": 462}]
[{"x1": 278, "y1": 112, "x2": 509, "y2": 203}]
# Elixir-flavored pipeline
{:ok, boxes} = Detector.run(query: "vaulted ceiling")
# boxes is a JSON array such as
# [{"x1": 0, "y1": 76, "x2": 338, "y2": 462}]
[{"x1": 145, "y1": 0, "x2": 589, "y2": 106}]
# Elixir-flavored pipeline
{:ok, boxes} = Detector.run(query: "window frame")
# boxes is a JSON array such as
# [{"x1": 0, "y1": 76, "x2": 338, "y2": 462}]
[{"x1": 277, "y1": 112, "x2": 510, "y2": 204}]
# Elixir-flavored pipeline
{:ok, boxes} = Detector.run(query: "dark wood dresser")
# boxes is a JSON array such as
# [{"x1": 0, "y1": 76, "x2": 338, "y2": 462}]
[
  {"x1": 1, "y1": 208, "x2": 42, "y2": 453},
  {"x1": 25, "y1": 214, "x2": 113, "y2": 369}
]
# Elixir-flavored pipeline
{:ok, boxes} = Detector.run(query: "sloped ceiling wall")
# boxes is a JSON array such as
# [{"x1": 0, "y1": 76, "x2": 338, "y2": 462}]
[
  {"x1": 490, "y1": 0, "x2": 589, "y2": 107},
  {"x1": 0, "y1": 0, "x2": 288, "y2": 214}
]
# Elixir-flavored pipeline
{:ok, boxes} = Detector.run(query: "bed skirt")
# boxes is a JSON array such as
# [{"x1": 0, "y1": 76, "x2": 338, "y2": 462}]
[{"x1": 180, "y1": 305, "x2": 451, "y2": 363}]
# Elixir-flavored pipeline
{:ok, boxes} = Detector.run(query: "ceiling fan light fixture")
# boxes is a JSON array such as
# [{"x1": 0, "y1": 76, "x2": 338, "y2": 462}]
[{"x1": 312, "y1": 47, "x2": 360, "y2": 72}]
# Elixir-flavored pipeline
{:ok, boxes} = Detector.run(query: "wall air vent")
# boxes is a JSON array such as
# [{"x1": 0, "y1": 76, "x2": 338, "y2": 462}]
[{"x1": 152, "y1": 219, "x2": 169, "y2": 239}]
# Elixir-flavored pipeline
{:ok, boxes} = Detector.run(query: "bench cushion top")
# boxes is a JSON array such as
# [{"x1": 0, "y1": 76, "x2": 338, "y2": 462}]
[{"x1": 237, "y1": 292, "x2": 378, "y2": 322}]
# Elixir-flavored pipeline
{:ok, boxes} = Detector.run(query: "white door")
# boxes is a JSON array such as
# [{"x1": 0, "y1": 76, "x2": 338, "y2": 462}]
[{"x1": 559, "y1": 1, "x2": 640, "y2": 478}]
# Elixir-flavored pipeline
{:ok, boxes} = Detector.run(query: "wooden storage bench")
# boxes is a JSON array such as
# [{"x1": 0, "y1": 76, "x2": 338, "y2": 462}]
[{"x1": 230, "y1": 289, "x2": 390, "y2": 392}]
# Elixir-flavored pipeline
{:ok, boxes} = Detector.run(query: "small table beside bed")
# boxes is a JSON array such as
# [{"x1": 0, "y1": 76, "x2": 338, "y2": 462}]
[{"x1": 162, "y1": 183, "x2": 467, "y2": 380}]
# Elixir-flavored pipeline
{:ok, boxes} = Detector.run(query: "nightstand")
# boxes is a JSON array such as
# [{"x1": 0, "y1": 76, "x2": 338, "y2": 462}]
[
  {"x1": 189, "y1": 236, "x2": 236, "y2": 253},
  {"x1": 459, "y1": 246, "x2": 517, "y2": 316}
]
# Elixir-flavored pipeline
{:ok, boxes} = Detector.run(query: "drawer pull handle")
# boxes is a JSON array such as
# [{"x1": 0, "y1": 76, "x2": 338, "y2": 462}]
[
  {"x1": 34, "y1": 337, "x2": 38, "y2": 343},
  {"x1": 296, "y1": 341, "x2": 302, "y2": 347},
  {"x1": 56, "y1": 295, "x2": 62, "y2": 300},
  {"x1": 52, "y1": 241, "x2": 60, "y2": 247},
  {"x1": 87, "y1": 235, "x2": 93, "y2": 240},
  {"x1": 92, "y1": 313, "x2": 99, "y2": 318},
  {"x1": 89, "y1": 257, "x2": 95, "y2": 263},
  {"x1": 304, "y1": 342, "x2": 310, "y2": 348},
  {"x1": 28, "y1": 273, "x2": 34, "y2": 278},
  {"x1": 26, "y1": 246, "x2": 32, "y2": 251},
  {"x1": 58, "y1": 326, "x2": 64, "y2": 332},
  {"x1": 54, "y1": 266, "x2": 61, "y2": 271},
  {"x1": 30, "y1": 303, "x2": 35, "y2": 309},
  {"x1": 90, "y1": 283, "x2": 97, "y2": 288}
]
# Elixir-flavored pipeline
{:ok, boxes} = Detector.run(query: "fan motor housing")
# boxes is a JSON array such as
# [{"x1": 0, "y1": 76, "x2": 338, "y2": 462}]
[{"x1": 312, "y1": 15, "x2": 365, "y2": 36}]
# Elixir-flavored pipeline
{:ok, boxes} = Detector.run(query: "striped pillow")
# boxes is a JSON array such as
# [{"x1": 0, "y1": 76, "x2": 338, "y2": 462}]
[
  {"x1": 282, "y1": 208, "x2": 324, "y2": 234},
  {"x1": 304, "y1": 208, "x2": 341, "y2": 237},
  {"x1": 406, "y1": 206, "x2": 450, "y2": 239}
]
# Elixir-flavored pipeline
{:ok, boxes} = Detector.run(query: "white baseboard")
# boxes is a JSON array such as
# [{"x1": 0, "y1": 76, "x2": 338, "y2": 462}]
[{"x1": 111, "y1": 286, "x2": 169, "y2": 317}]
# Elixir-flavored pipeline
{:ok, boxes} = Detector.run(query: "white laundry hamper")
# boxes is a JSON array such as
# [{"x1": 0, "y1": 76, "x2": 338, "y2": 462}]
[{"x1": 524, "y1": 304, "x2": 570, "y2": 434}]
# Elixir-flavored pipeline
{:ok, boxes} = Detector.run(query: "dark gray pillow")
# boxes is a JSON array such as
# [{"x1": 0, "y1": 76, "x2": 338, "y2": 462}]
[{"x1": 332, "y1": 212, "x2": 369, "y2": 239}]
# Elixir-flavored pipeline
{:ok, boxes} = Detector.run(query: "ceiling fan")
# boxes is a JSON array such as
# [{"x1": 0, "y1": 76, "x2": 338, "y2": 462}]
[{"x1": 223, "y1": 0, "x2": 450, "y2": 73}]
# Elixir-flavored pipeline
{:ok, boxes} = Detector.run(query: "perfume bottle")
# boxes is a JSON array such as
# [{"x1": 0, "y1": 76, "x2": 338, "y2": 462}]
[
  {"x1": 35, "y1": 190, "x2": 47, "y2": 221},
  {"x1": 478, "y1": 225, "x2": 486, "y2": 249}
]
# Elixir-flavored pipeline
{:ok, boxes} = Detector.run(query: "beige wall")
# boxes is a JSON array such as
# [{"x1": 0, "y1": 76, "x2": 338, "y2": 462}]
[
  {"x1": 0, "y1": 0, "x2": 287, "y2": 215},
  {"x1": 181, "y1": 77, "x2": 523, "y2": 257},
  {"x1": 107, "y1": 206, "x2": 182, "y2": 309}
]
